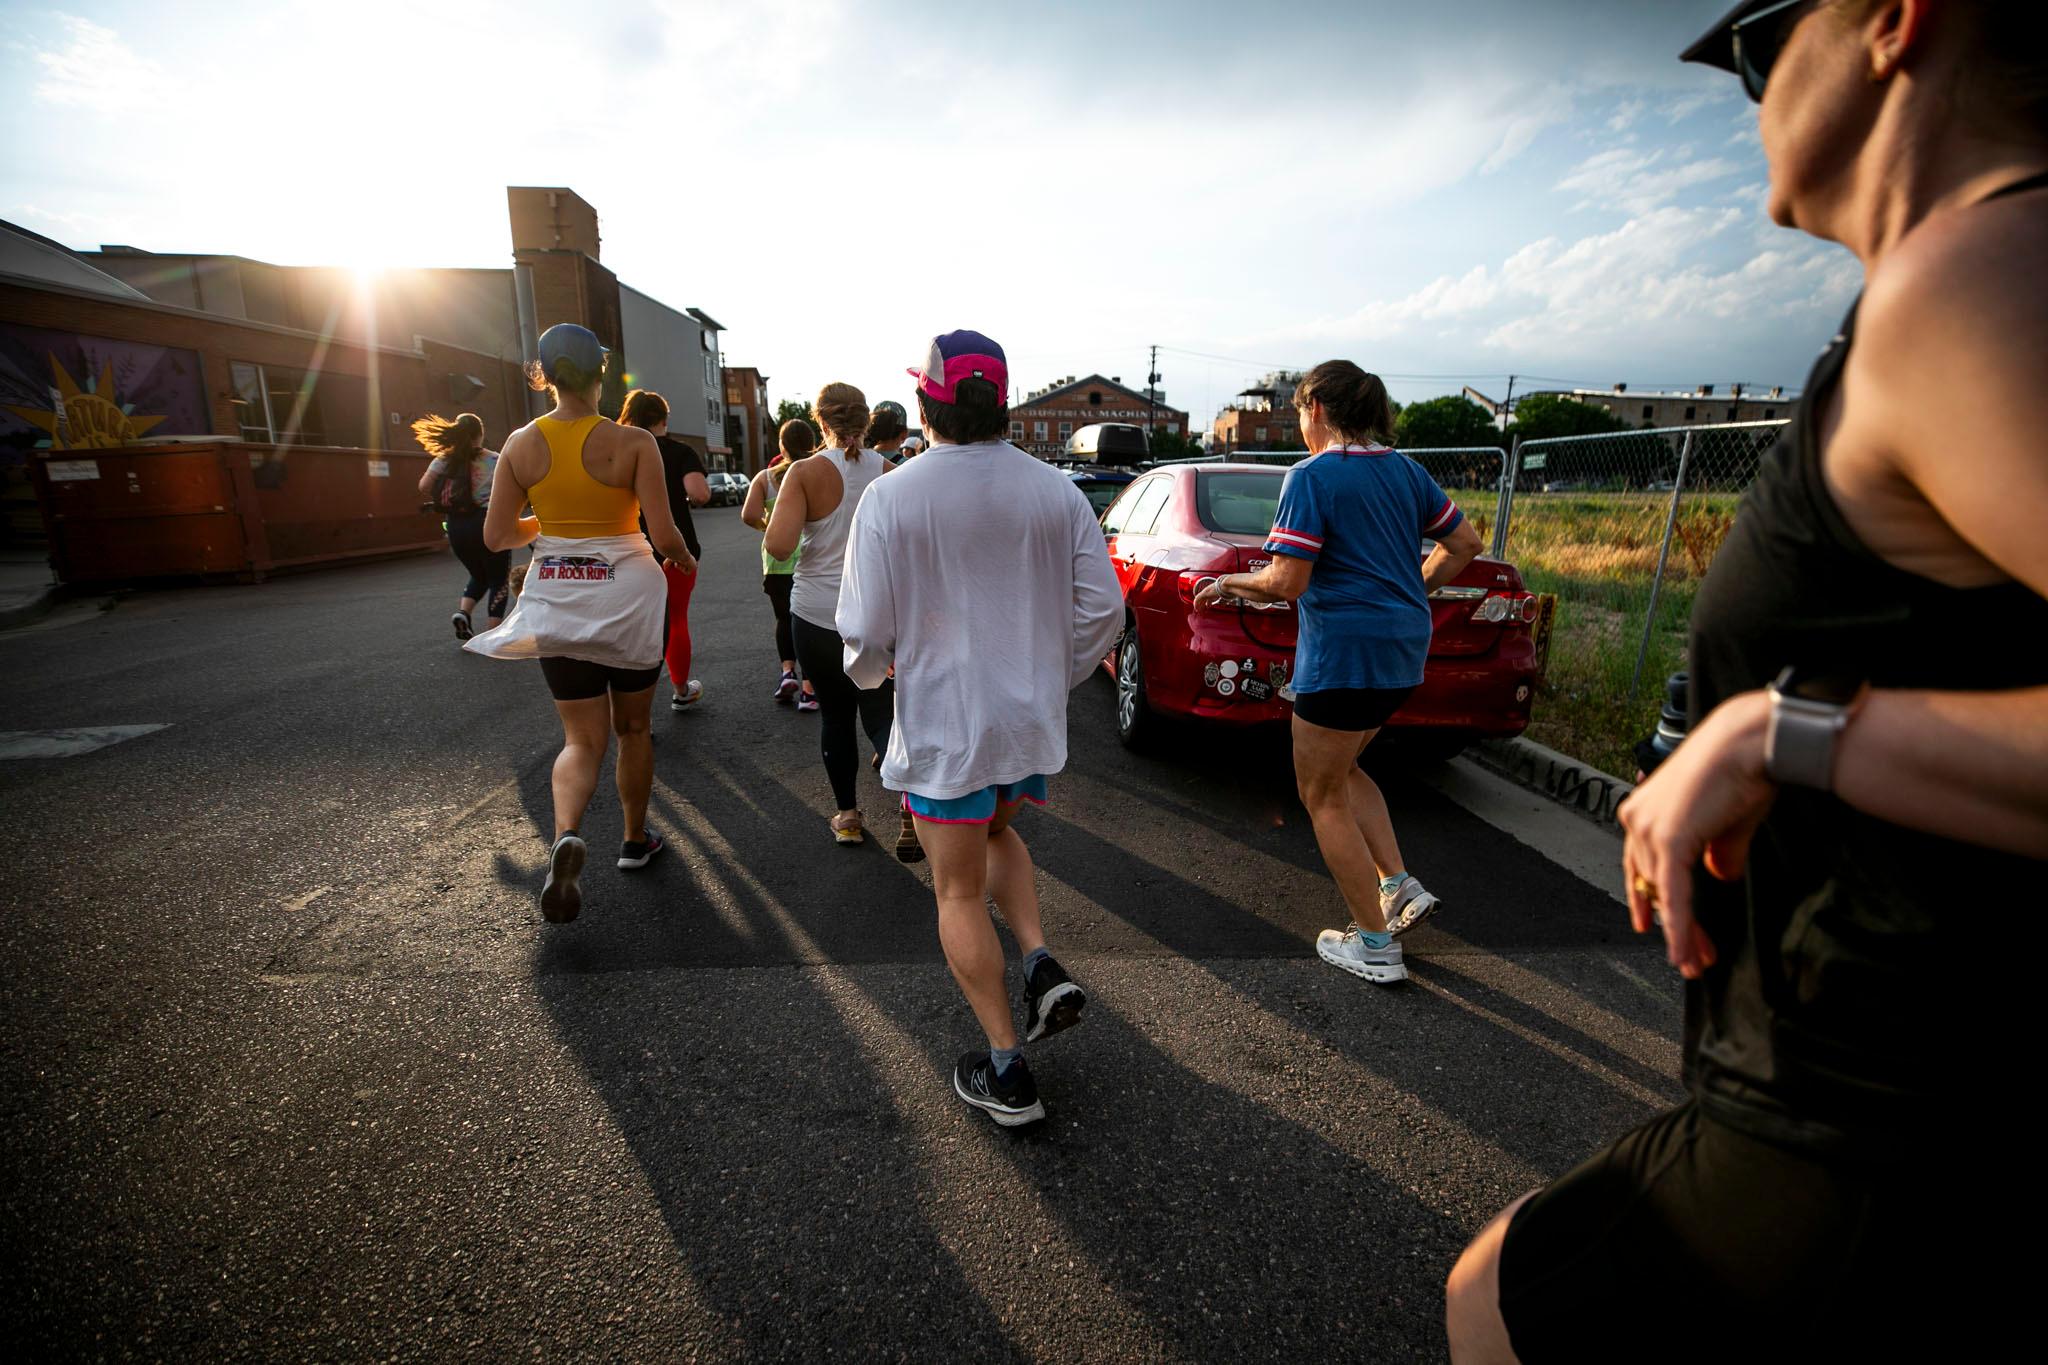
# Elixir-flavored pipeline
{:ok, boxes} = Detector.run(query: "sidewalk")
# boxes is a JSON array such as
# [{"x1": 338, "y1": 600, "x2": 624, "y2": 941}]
[{"x1": 0, "y1": 552, "x2": 61, "y2": 630}]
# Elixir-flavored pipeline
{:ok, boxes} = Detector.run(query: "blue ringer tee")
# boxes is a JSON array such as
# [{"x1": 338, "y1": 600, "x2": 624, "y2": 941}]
[{"x1": 1263, "y1": 444, "x2": 1464, "y2": 692}]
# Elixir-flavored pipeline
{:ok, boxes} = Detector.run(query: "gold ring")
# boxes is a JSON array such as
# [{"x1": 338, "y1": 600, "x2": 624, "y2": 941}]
[{"x1": 1632, "y1": 874, "x2": 1659, "y2": 904}]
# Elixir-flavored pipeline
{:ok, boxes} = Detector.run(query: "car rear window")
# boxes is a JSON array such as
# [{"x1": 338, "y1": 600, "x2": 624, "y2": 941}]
[
  {"x1": 1199, "y1": 472, "x2": 1283, "y2": 535},
  {"x1": 1079, "y1": 482, "x2": 1126, "y2": 515}
]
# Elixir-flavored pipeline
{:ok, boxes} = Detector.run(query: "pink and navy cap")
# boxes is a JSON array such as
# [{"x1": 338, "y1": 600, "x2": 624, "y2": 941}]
[{"x1": 907, "y1": 330, "x2": 1008, "y2": 404}]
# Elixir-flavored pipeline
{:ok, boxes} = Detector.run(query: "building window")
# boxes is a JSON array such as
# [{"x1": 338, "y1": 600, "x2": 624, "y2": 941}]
[
  {"x1": 230, "y1": 360, "x2": 355, "y2": 447},
  {"x1": 1684, "y1": 406, "x2": 1696, "y2": 421},
  {"x1": 1166, "y1": 423, "x2": 1180, "y2": 435},
  {"x1": 1010, "y1": 421, "x2": 1025, "y2": 441},
  {"x1": 708, "y1": 399, "x2": 719, "y2": 428},
  {"x1": 1763, "y1": 408, "x2": 1776, "y2": 419},
  {"x1": 1058, "y1": 422, "x2": 1072, "y2": 441},
  {"x1": 1728, "y1": 406, "x2": 1738, "y2": 421},
  {"x1": 1088, "y1": 391, "x2": 1102, "y2": 406},
  {"x1": 1642, "y1": 404, "x2": 1654, "y2": 421},
  {"x1": 1255, "y1": 426, "x2": 1268, "y2": 442},
  {"x1": 1033, "y1": 420, "x2": 1049, "y2": 441}
]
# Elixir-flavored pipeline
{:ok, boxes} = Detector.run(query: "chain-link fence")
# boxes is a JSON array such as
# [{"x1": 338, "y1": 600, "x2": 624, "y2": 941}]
[{"x1": 1471, "y1": 420, "x2": 1785, "y2": 774}]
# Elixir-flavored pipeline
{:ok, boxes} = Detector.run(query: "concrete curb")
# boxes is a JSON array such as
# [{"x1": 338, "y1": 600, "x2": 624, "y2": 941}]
[
  {"x1": 1468, "y1": 735, "x2": 1634, "y2": 834},
  {"x1": 0, "y1": 583, "x2": 64, "y2": 632}
]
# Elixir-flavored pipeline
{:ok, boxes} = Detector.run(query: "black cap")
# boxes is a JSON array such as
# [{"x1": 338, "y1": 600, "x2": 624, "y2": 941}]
[{"x1": 1680, "y1": 0, "x2": 1776, "y2": 72}]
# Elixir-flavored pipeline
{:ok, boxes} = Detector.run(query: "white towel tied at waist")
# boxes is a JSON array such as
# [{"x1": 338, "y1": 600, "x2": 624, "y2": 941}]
[{"x1": 464, "y1": 532, "x2": 664, "y2": 670}]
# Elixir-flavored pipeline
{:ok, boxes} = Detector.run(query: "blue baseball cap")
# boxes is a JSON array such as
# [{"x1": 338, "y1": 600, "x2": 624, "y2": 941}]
[{"x1": 537, "y1": 323, "x2": 608, "y2": 383}]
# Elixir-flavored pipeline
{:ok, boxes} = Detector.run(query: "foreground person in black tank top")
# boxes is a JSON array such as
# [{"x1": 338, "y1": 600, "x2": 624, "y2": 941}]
[{"x1": 1446, "y1": 4, "x2": 2048, "y2": 1362}]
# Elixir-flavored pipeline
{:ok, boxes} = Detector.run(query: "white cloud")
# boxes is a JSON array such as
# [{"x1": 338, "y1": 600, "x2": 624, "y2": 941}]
[
  {"x1": 31, "y1": 16, "x2": 171, "y2": 114},
  {"x1": 1555, "y1": 148, "x2": 1742, "y2": 214}
]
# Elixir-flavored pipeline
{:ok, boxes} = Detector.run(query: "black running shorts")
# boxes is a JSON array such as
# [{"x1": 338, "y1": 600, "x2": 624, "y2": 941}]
[
  {"x1": 1497, "y1": 1100, "x2": 1995, "y2": 1362},
  {"x1": 539, "y1": 656, "x2": 661, "y2": 701},
  {"x1": 1289, "y1": 685, "x2": 1414, "y2": 732}
]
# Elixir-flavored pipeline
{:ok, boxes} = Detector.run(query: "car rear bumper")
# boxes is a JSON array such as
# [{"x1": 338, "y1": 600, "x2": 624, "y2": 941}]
[{"x1": 1147, "y1": 621, "x2": 1537, "y2": 736}]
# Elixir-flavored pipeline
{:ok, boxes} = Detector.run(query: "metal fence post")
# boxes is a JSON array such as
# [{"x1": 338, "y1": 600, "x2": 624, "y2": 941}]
[
  {"x1": 1629, "y1": 430, "x2": 1697, "y2": 703},
  {"x1": 1492, "y1": 437, "x2": 1519, "y2": 559}
]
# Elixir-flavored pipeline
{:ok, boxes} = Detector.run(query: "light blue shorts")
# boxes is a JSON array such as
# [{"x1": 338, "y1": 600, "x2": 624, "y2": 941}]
[{"x1": 902, "y1": 774, "x2": 1050, "y2": 824}]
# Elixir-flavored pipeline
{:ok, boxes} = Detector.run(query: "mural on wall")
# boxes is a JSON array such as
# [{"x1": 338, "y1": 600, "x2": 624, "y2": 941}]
[{"x1": 0, "y1": 324, "x2": 210, "y2": 460}]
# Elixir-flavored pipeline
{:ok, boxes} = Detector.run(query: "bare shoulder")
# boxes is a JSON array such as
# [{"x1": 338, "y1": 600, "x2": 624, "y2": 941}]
[
  {"x1": 498, "y1": 421, "x2": 547, "y2": 482},
  {"x1": 1861, "y1": 192, "x2": 2048, "y2": 355}
]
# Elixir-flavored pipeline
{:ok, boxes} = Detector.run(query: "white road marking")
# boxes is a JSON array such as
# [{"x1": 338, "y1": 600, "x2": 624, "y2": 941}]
[
  {"x1": 0, "y1": 725, "x2": 170, "y2": 759},
  {"x1": 1417, "y1": 757, "x2": 1629, "y2": 906}
]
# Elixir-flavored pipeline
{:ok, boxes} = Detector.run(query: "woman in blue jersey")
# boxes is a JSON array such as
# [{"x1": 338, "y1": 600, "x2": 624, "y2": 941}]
[{"x1": 1195, "y1": 361, "x2": 1483, "y2": 985}]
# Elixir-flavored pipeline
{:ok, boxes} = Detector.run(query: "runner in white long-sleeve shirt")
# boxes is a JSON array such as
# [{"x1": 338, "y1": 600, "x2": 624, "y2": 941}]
[{"x1": 838, "y1": 329, "x2": 1123, "y2": 1126}]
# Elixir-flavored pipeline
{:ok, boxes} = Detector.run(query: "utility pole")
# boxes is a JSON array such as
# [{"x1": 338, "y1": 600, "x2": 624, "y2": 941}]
[{"x1": 1147, "y1": 344, "x2": 1160, "y2": 436}]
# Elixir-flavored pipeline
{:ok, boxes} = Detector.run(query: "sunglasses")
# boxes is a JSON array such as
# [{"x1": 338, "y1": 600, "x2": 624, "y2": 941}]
[{"x1": 1731, "y1": 0, "x2": 1821, "y2": 102}]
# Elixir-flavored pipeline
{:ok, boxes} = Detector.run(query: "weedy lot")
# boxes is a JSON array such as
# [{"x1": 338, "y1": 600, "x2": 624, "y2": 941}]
[{"x1": 1453, "y1": 490, "x2": 1740, "y2": 777}]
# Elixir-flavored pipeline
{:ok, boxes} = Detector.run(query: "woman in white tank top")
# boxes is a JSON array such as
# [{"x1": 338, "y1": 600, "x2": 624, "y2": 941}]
[{"x1": 764, "y1": 383, "x2": 898, "y2": 846}]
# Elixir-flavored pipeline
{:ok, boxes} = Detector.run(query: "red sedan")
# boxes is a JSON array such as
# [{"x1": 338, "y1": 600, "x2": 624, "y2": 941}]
[{"x1": 1099, "y1": 462, "x2": 1538, "y2": 755}]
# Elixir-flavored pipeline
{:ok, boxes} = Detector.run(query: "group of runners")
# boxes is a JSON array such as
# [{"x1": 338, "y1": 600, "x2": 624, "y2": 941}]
[{"x1": 408, "y1": 1, "x2": 2048, "y2": 1355}]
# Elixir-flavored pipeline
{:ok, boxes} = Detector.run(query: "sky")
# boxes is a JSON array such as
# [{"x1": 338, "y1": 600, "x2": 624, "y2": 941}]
[{"x1": 1, "y1": 0, "x2": 1864, "y2": 421}]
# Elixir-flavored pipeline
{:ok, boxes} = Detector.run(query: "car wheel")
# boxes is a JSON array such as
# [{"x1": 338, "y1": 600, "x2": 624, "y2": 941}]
[{"x1": 1115, "y1": 625, "x2": 1156, "y2": 751}]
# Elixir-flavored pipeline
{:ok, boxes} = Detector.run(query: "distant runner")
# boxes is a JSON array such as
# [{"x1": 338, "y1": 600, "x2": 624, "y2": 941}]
[
  {"x1": 742, "y1": 420, "x2": 820, "y2": 712},
  {"x1": 413, "y1": 412, "x2": 507, "y2": 640}
]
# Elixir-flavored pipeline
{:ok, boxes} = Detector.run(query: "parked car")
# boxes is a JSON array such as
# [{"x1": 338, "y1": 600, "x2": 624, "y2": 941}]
[
  {"x1": 1070, "y1": 468, "x2": 1139, "y2": 518},
  {"x1": 1098, "y1": 462, "x2": 1539, "y2": 754},
  {"x1": 1540, "y1": 479, "x2": 1584, "y2": 493},
  {"x1": 706, "y1": 472, "x2": 746, "y2": 507}
]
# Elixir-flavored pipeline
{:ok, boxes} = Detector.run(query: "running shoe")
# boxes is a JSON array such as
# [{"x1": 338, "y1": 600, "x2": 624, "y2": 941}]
[
  {"x1": 1316, "y1": 925, "x2": 1407, "y2": 984},
  {"x1": 895, "y1": 808, "x2": 925, "y2": 864},
  {"x1": 830, "y1": 812, "x2": 864, "y2": 847},
  {"x1": 1022, "y1": 955, "x2": 1087, "y2": 1043},
  {"x1": 671, "y1": 681, "x2": 704, "y2": 711},
  {"x1": 796, "y1": 691, "x2": 820, "y2": 713},
  {"x1": 539, "y1": 832, "x2": 586, "y2": 924},
  {"x1": 617, "y1": 830, "x2": 666, "y2": 870},
  {"x1": 1382, "y1": 877, "x2": 1440, "y2": 938},
  {"x1": 774, "y1": 669, "x2": 800, "y2": 702},
  {"x1": 953, "y1": 1051, "x2": 1046, "y2": 1127},
  {"x1": 451, "y1": 609, "x2": 473, "y2": 641}
]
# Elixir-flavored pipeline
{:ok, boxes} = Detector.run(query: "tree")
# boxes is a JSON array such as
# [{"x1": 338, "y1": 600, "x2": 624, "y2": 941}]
[
  {"x1": 1147, "y1": 429, "x2": 1203, "y2": 459},
  {"x1": 1506, "y1": 393, "x2": 1632, "y2": 443},
  {"x1": 1396, "y1": 395, "x2": 1499, "y2": 449},
  {"x1": 772, "y1": 398, "x2": 816, "y2": 443}
]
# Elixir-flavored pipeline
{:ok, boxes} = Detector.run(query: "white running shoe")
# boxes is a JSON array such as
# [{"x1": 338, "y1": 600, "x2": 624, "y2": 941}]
[
  {"x1": 1381, "y1": 876, "x2": 1440, "y2": 938},
  {"x1": 670, "y1": 680, "x2": 704, "y2": 711},
  {"x1": 1316, "y1": 925, "x2": 1407, "y2": 984}
]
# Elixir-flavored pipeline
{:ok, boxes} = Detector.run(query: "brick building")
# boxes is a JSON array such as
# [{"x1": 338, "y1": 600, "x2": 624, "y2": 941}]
[
  {"x1": 1211, "y1": 372, "x2": 1303, "y2": 453},
  {"x1": 69, "y1": 187, "x2": 731, "y2": 460},
  {"x1": 721, "y1": 366, "x2": 772, "y2": 476},
  {"x1": 1007, "y1": 374, "x2": 1189, "y2": 461}
]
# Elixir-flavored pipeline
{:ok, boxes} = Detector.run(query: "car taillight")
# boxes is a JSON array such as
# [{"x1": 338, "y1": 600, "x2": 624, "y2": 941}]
[{"x1": 1471, "y1": 591, "x2": 1537, "y2": 625}]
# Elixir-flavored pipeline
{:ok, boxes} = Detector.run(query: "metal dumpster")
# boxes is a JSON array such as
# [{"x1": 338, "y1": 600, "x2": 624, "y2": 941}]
[{"x1": 31, "y1": 442, "x2": 445, "y2": 584}]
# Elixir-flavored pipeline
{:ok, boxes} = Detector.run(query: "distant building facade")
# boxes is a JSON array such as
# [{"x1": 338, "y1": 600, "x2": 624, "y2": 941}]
[
  {"x1": 1462, "y1": 381, "x2": 1794, "y2": 429},
  {"x1": 76, "y1": 186, "x2": 732, "y2": 457},
  {"x1": 1009, "y1": 374, "x2": 1189, "y2": 461},
  {"x1": 1212, "y1": 371, "x2": 1303, "y2": 453},
  {"x1": 722, "y1": 365, "x2": 772, "y2": 476}
]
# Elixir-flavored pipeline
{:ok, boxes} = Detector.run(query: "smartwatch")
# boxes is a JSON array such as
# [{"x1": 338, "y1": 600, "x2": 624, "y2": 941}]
[{"x1": 1764, "y1": 666, "x2": 1869, "y2": 790}]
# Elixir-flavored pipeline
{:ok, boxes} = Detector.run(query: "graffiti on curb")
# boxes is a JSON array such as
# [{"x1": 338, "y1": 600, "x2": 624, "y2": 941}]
[{"x1": 1474, "y1": 740, "x2": 1634, "y2": 827}]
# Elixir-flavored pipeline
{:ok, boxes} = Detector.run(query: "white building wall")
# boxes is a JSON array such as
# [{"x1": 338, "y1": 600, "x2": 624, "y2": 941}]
[{"x1": 619, "y1": 282, "x2": 709, "y2": 445}]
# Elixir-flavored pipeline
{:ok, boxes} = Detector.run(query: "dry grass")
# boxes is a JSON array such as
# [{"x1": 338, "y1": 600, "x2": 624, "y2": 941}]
[{"x1": 1454, "y1": 490, "x2": 1741, "y2": 777}]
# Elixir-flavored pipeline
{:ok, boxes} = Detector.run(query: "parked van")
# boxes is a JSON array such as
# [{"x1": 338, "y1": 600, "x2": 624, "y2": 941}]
[{"x1": 1067, "y1": 422, "x2": 1150, "y2": 466}]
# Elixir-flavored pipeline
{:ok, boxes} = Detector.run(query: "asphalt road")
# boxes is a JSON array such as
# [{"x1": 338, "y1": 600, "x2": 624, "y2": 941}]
[{"x1": 0, "y1": 505, "x2": 1683, "y2": 1361}]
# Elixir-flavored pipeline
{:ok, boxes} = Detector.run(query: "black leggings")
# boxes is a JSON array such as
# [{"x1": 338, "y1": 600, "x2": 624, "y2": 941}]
[
  {"x1": 791, "y1": 614, "x2": 893, "y2": 811},
  {"x1": 446, "y1": 511, "x2": 510, "y2": 617},
  {"x1": 764, "y1": 573, "x2": 796, "y2": 664}
]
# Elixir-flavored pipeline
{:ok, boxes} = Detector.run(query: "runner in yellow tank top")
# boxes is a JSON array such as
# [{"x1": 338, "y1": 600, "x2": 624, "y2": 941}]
[
  {"x1": 527, "y1": 414, "x2": 641, "y2": 537},
  {"x1": 469, "y1": 323, "x2": 694, "y2": 924}
]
